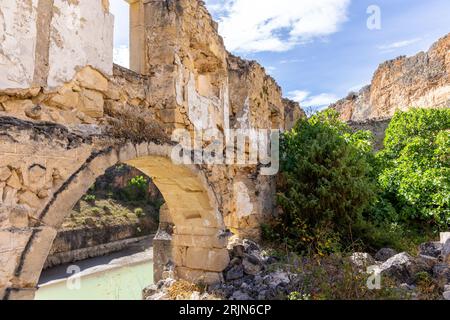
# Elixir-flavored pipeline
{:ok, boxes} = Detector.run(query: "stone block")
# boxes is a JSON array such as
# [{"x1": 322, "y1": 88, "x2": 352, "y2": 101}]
[
  {"x1": 176, "y1": 267, "x2": 222, "y2": 285},
  {"x1": 79, "y1": 89, "x2": 104, "y2": 118},
  {"x1": 185, "y1": 247, "x2": 229, "y2": 272},
  {"x1": 76, "y1": 67, "x2": 109, "y2": 92},
  {"x1": 0, "y1": 167, "x2": 12, "y2": 182}
]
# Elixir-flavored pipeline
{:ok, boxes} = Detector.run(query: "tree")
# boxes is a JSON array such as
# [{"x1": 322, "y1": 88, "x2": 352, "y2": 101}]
[
  {"x1": 270, "y1": 110, "x2": 377, "y2": 254},
  {"x1": 377, "y1": 108, "x2": 450, "y2": 228}
]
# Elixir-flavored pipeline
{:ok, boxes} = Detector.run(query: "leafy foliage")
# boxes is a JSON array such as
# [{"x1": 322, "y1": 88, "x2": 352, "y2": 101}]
[
  {"x1": 268, "y1": 109, "x2": 377, "y2": 254},
  {"x1": 377, "y1": 108, "x2": 450, "y2": 228},
  {"x1": 122, "y1": 175, "x2": 149, "y2": 202}
]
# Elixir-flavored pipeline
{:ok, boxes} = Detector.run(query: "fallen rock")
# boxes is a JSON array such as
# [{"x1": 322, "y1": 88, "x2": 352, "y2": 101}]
[
  {"x1": 433, "y1": 264, "x2": 450, "y2": 282},
  {"x1": 232, "y1": 244, "x2": 245, "y2": 258},
  {"x1": 243, "y1": 239, "x2": 261, "y2": 254},
  {"x1": 379, "y1": 252, "x2": 430, "y2": 284},
  {"x1": 417, "y1": 255, "x2": 438, "y2": 269},
  {"x1": 231, "y1": 290, "x2": 252, "y2": 301},
  {"x1": 350, "y1": 252, "x2": 376, "y2": 270},
  {"x1": 375, "y1": 248, "x2": 397, "y2": 262},
  {"x1": 242, "y1": 253, "x2": 263, "y2": 275},
  {"x1": 419, "y1": 242, "x2": 443, "y2": 258},
  {"x1": 225, "y1": 264, "x2": 244, "y2": 281}
]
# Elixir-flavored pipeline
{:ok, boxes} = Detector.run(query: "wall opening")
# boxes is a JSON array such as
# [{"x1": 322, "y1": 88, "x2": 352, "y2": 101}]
[
  {"x1": 111, "y1": 0, "x2": 146, "y2": 74},
  {"x1": 111, "y1": 0, "x2": 130, "y2": 69},
  {"x1": 35, "y1": 164, "x2": 163, "y2": 300}
]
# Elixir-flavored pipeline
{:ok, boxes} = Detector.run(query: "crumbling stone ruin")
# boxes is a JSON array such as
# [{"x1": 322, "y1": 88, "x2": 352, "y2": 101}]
[{"x1": 0, "y1": 0, "x2": 304, "y2": 299}]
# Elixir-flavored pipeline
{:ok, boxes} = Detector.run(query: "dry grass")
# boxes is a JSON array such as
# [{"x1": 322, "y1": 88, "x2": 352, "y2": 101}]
[
  {"x1": 168, "y1": 280, "x2": 203, "y2": 300},
  {"x1": 104, "y1": 103, "x2": 169, "y2": 145}
]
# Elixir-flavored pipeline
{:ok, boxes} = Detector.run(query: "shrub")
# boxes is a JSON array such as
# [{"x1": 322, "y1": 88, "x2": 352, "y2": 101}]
[
  {"x1": 134, "y1": 207, "x2": 145, "y2": 218},
  {"x1": 377, "y1": 108, "x2": 450, "y2": 228},
  {"x1": 83, "y1": 194, "x2": 96, "y2": 203},
  {"x1": 270, "y1": 109, "x2": 377, "y2": 254},
  {"x1": 117, "y1": 175, "x2": 149, "y2": 202}
]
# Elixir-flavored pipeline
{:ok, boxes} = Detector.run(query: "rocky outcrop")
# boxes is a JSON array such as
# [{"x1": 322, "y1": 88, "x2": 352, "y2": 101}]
[{"x1": 331, "y1": 33, "x2": 450, "y2": 121}]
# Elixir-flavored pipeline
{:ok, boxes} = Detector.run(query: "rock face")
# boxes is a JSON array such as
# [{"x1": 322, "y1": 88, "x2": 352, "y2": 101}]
[{"x1": 330, "y1": 33, "x2": 450, "y2": 121}]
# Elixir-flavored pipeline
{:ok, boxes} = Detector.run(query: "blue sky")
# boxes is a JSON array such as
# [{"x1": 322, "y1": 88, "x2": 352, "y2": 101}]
[{"x1": 110, "y1": 0, "x2": 450, "y2": 111}]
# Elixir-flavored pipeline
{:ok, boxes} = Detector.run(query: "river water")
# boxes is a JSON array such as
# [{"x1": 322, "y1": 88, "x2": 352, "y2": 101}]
[{"x1": 35, "y1": 241, "x2": 154, "y2": 300}]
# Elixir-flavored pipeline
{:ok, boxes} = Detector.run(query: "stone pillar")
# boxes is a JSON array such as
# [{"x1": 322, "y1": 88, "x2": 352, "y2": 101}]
[
  {"x1": 127, "y1": 0, "x2": 146, "y2": 74},
  {"x1": 152, "y1": 204, "x2": 174, "y2": 283}
]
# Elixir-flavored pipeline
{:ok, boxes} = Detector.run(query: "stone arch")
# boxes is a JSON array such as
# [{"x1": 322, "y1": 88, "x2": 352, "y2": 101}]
[{"x1": 10, "y1": 142, "x2": 230, "y2": 299}]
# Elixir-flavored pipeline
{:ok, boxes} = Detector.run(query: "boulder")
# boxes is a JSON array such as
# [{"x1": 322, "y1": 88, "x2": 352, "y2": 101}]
[
  {"x1": 433, "y1": 264, "x2": 450, "y2": 282},
  {"x1": 231, "y1": 290, "x2": 253, "y2": 301},
  {"x1": 375, "y1": 248, "x2": 397, "y2": 262},
  {"x1": 232, "y1": 244, "x2": 245, "y2": 258},
  {"x1": 225, "y1": 264, "x2": 244, "y2": 281},
  {"x1": 349, "y1": 252, "x2": 376, "y2": 270},
  {"x1": 243, "y1": 239, "x2": 261, "y2": 253},
  {"x1": 379, "y1": 252, "x2": 430, "y2": 284},
  {"x1": 417, "y1": 255, "x2": 438, "y2": 269},
  {"x1": 242, "y1": 253, "x2": 263, "y2": 275},
  {"x1": 419, "y1": 242, "x2": 443, "y2": 258}
]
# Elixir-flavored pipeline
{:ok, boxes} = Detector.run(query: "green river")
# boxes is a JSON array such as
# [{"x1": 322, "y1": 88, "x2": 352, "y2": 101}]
[{"x1": 35, "y1": 246, "x2": 154, "y2": 300}]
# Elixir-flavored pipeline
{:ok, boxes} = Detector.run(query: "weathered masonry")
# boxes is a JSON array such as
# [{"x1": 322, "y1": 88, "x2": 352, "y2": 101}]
[{"x1": 0, "y1": 0, "x2": 304, "y2": 299}]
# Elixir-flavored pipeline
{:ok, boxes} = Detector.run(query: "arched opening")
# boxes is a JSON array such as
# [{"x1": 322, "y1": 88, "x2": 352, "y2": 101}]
[
  {"x1": 36, "y1": 164, "x2": 163, "y2": 299},
  {"x1": 7, "y1": 143, "x2": 229, "y2": 300}
]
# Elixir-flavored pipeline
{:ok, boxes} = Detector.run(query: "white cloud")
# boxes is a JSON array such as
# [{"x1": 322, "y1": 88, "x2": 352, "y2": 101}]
[
  {"x1": 377, "y1": 38, "x2": 421, "y2": 51},
  {"x1": 288, "y1": 90, "x2": 338, "y2": 107},
  {"x1": 205, "y1": 0, "x2": 351, "y2": 53},
  {"x1": 279, "y1": 58, "x2": 304, "y2": 64}
]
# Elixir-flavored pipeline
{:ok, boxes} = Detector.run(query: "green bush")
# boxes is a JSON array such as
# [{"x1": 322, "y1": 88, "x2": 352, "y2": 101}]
[
  {"x1": 269, "y1": 109, "x2": 377, "y2": 254},
  {"x1": 377, "y1": 108, "x2": 450, "y2": 228},
  {"x1": 83, "y1": 194, "x2": 96, "y2": 203},
  {"x1": 134, "y1": 207, "x2": 145, "y2": 218},
  {"x1": 117, "y1": 175, "x2": 149, "y2": 202}
]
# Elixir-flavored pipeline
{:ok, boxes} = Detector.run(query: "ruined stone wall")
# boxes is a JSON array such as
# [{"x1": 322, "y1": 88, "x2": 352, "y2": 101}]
[
  {"x1": 0, "y1": 0, "x2": 113, "y2": 90},
  {"x1": 331, "y1": 33, "x2": 450, "y2": 121},
  {"x1": 0, "y1": 0, "x2": 305, "y2": 299}
]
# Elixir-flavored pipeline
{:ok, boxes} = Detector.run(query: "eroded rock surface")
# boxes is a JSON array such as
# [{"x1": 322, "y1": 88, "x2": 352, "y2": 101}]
[{"x1": 331, "y1": 33, "x2": 450, "y2": 121}]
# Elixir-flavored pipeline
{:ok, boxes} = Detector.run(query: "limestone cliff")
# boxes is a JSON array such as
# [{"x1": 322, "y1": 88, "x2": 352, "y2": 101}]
[{"x1": 331, "y1": 33, "x2": 450, "y2": 121}]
